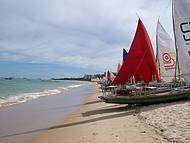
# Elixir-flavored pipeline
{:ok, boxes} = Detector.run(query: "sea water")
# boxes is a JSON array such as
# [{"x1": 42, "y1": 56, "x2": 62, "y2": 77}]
[{"x1": 0, "y1": 77, "x2": 86, "y2": 107}]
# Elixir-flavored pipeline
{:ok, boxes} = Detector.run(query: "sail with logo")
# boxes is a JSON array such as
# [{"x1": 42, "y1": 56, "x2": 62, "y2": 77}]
[
  {"x1": 173, "y1": 0, "x2": 190, "y2": 84},
  {"x1": 156, "y1": 20, "x2": 176, "y2": 82}
]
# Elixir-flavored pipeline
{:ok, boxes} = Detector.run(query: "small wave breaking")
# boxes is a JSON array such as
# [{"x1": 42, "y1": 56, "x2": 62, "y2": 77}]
[{"x1": 0, "y1": 84, "x2": 83, "y2": 108}]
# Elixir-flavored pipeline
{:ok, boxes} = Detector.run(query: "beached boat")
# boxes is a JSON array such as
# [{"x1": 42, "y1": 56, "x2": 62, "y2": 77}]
[
  {"x1": 99, "y1": 0, "x2": 190, "y2": 104},
  {"x1": 99, "y1": 89, "x2": 190, "y2": 105}
]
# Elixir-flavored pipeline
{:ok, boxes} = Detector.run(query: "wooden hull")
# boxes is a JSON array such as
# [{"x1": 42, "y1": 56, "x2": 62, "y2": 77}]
[{"x1": 99, "y1": 90, "x2": 190, "y2": 105}]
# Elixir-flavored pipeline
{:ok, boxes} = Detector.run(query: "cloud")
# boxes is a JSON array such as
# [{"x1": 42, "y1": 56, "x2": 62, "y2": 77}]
[{"x1": 0, "y1": 0, "x2": 172, "y2": 73}]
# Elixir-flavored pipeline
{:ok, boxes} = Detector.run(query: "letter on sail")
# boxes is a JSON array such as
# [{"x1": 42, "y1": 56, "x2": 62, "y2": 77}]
[
  {"x1": 173, "y1": 0, "x2": 190, "y2": 83},
  {"x1": 156, "y1": 20, "x2": 176, "y2": 82}
]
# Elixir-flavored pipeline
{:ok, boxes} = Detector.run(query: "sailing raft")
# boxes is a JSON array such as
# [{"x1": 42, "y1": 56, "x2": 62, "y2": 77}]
[
  {"x1": 99, "y1": 0, "x2": 190, "y2": 104},
  {"x1": 99, "y1": 89, "x2": 190, "y2": 105}
]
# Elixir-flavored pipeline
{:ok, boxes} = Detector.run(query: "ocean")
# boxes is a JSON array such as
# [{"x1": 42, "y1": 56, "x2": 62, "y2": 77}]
[
  {"x1": 0, "y1": 77, "x2": 86, "y2": 108},
  {"x1": 0, "y1": 78, "x2": 95, "y2": 143}
]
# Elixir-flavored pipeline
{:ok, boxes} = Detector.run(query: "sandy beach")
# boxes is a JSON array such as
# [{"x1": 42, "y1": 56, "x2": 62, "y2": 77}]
[
  {"x1": 140, "y1": 101, "x2": 190, "y2": 143},
  {"x1": 2, "y1": 1, "x2": 190, "y2": 143},
  {"x1": 33, "y1": 84, "x2": 170, "y2": 143},
  {"x1": 2, "y1": 83, "x2": 190, "y2": 143}
]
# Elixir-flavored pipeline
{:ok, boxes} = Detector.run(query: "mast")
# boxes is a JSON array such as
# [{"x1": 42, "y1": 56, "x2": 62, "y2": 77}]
[
  {"x1": 156, "y1": 19, "x2": 161, "y2": 75},
  {"x1": 172, "y1": 0, "x2": 180, "y2": 80}
]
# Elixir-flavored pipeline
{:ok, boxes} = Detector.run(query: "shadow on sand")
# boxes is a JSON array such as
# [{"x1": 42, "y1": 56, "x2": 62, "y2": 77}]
[
  {"x1": 82, "y1": 105, "x2": 137, "y2": 117},
  {"x1": 0, "y1": 104, "x2": 135, "y2": 138},
  {"x1": 1, "y1": 99, "x2": 189, "y2": 139},
  {"x1": 139, "y1": 100, "x2": 190, "y2": 112},
  {"x1": 84, "y1": 100, "x2": 102, "y2": 105}
]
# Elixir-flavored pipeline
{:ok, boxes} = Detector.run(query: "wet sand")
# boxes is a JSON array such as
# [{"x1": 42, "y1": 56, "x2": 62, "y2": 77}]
[
  {"x1": 33, "y1": 85, "x2": 170, "y2": 143},
  {"x1": 0, "y1": 83, "x2": 95, "y2": 143}
]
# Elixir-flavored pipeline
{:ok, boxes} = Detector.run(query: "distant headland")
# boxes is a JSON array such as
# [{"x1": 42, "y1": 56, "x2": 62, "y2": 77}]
[
  {"x1": 51, "y1": 73, "x2": 107, "y2": 81},
  {"x1": 1, "y1": 72, "x2": 114, "y2": 82}
]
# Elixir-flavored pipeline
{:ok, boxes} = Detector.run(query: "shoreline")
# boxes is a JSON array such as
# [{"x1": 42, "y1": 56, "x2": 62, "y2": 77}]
[
  {"x1": 0, "y1": 80, "x2": 88, "y2": 109},
  {"x1": 33, "y1": 84, "x2": 169, "y2": 143},
  {"x1": 0, "y1": 83, "x2": 95, "y2": 143}
]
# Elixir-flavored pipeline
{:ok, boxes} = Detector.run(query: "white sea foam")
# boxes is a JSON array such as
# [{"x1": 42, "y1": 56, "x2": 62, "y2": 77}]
[
  {"x1": 58, "y1": 84, "x2": 82, "y2": 90},
  {"x1": 67, "y1": 84, "x2": 82, "y2": 88},
  {"x1": 0, "y1": 84, "x2": 83, "y2": 108}
]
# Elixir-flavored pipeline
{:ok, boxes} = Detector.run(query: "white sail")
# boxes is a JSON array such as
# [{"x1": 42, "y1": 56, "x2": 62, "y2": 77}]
[
  {"x1": 156, "y1": 20, "x2": 176, "y2": 82},
  {"x1": 173, "y1": 0, "x2": 190, "y2": 83}
]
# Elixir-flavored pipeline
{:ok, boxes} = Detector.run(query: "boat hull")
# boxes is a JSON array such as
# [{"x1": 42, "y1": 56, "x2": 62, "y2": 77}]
[{"x1": 98, "y1": 91, "x2": 190, "y2": 105}]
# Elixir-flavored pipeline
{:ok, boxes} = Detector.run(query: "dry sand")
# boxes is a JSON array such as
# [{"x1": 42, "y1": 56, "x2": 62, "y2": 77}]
[
  {"x1": 33, "y1": 85, "x2": 170, "y2": 143},
  {"x1": 140, "y1": 101, "x2": 190, "y2": 143}
]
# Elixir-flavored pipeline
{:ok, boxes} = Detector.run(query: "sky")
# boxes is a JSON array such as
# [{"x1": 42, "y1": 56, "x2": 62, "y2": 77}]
[{"x1": 0, "y1": 0, "x2": 173, "y2": 78}]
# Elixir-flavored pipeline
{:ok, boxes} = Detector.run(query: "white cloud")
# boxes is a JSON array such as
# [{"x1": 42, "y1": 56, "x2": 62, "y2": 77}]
[{"x1": 0, "y1": 0, "x2": 172, "y2": 72}]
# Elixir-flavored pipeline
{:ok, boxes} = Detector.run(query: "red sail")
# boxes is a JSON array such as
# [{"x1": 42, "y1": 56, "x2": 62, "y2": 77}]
[
  {"x1": 106, "y1": 70, "x2": 111, "y2": 81},
  {"x1": 112, "y1": 19, "x2": 160, "y2": 85},
  {"x1": 106, "y1": 70, "x2": 115, "y2": 81}
]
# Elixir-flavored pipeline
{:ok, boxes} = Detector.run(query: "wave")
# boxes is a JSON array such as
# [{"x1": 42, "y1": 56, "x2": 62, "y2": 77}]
[
  {"x1": 58, "y1": 84, "x2": 82, "y2": 90},
  {"x1": 67, "y1": 84, "x2": 82, "y2": 88},
  {"x1": 0, "y1": 84, "x2": 83, "y2": 108}
]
